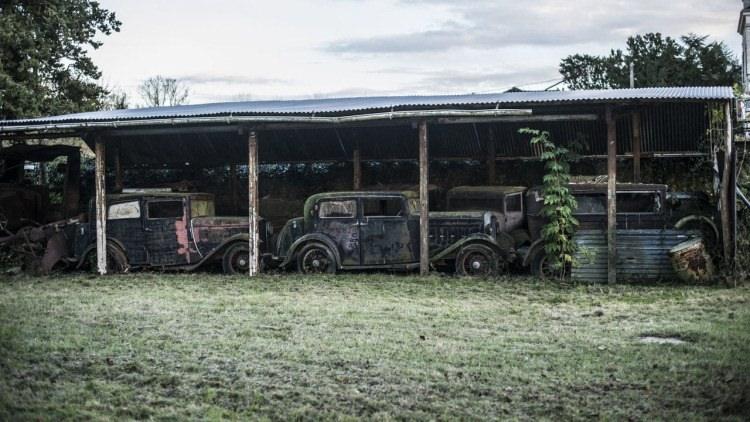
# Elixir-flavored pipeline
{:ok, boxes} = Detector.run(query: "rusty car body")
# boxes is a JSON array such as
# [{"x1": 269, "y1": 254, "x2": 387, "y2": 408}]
[
  {"x1": 1, "y1": 192, "x2": 272, "y2": 274},
  {"x1": 524, "y1": 183, "x2": 716, "y2": 279},
  {"x1": 271, "y1": 191, "x2": 514, "y2": 276}
]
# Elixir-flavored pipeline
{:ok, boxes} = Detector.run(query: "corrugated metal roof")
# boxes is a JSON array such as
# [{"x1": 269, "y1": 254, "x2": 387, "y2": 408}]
[{"x1": 1, "y1": 86, "x2": 733, "y2": 125}]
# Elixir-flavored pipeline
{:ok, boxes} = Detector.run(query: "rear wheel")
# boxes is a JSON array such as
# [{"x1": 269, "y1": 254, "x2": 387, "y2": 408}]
[
  {"x1": 222, "y1": 243, "x2": 254, "y2": 275},
  {"x1": 85, "y1": 244, "x2": 129, "y2": 274},
  {"x1": 297, "y1": 243, "x2": 336, "y2": 274},
  {"x1": 455, "y1": 244, "x2": 498, "y2": 277}
]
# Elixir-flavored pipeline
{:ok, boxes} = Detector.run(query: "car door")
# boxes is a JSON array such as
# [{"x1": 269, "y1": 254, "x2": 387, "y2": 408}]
[
  {"x1": 359, "y1": 196, "x2": 414, "y2": 265},
  {"x1": 143, "y1": 198, "x2": 190, "y2": 267},
  {"x1": 315, "y1": 198, "x2": 360, "y2": 266}
]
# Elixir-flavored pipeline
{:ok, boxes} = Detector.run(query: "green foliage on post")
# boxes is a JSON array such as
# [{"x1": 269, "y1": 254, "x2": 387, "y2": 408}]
[{"x1": 521, "y1": 129, "x2": 579, "y2": 278}]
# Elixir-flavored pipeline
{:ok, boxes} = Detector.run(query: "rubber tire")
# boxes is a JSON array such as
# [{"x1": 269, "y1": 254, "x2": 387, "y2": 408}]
[
  {"x1": 530, "y1": 248, "x2": 569, "y2": 280},
  {"x1": 222, "y1": 243, "x2": 252, "y2": 275},
  {"x1": 86, "y1": 243, "x2": 129, "y2": 274},
  {"x1": 455, "y1": 244, "x2": 498, "y2": 277},
  {"x1": 296, "y1": 243, "x2": 337, "y2": 274}
]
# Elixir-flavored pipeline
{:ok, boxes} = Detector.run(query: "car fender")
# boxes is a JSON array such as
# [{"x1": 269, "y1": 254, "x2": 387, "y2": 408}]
[
  {"x1": 522, "y1": 239, "x2": 546, "y2": 267},
  {"x1": 278, "y1": 233, "x2": 342, "y2": 269},
  {"x1": 431, "y1": 233, "x2": 512, "y2": 262},
  {"x1": 674, "y1": 214, "x2": 719, "y2": 242}
]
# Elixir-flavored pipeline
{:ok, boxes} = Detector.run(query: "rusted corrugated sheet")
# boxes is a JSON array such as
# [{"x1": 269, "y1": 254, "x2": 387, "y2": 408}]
[{"x1": 572, "y1": 229, "x2": 699, "y2": 282}]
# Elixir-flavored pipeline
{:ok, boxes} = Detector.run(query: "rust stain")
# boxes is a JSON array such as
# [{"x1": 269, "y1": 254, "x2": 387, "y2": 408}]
[{"x1": 175, "y1": 215, "x2": 190, "y2": 263}]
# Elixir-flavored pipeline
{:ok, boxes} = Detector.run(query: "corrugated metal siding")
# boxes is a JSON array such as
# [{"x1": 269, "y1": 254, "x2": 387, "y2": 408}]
[
  {"x1": 1, "y1": 87, "x2": 733, "y2": 125},
  {"x1": 572, "y1": 229, "x2": 699, "y2": 283}
]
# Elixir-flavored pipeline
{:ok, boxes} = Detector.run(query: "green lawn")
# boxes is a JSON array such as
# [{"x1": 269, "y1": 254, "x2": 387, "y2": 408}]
[{"x1": 0, "y1": 273, "x2": 748, "y2": 421}]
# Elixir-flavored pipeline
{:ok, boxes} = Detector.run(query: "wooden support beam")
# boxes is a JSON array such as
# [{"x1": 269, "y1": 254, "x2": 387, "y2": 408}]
[
  {"x1": 114, "y1": 143, "x2": 124, "y2": 193},
  {"x1": 62, "y1": 149, "x2": 81, "y2": 218},
  {"x1": 720, "y1": 101, "x2": 734, "y2": 268},
  {"x1": 94, "y1": 138, "x2": 107, "y2": 275},
  {"x1": 418, "y1": 121, "x2": 430, "y2": 276},
  {"x1": 248, "y1": 131, "x2": 260, "y2": 277},
  {"x1": 353, "y1": 146, "x2": 362, "y2": 190},
  {"x1": 631, "y1": 112, "x2": 641, "y2": 183},
  {"x1": 606, "y1": 106, "x2": 617, "y2": 285},
  {"x1": 487, "y1": 127, "x2": 496, "y2": 184}
]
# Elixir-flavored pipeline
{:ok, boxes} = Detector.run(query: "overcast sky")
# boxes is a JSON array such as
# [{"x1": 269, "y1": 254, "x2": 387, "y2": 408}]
[{"x1": 92, "y1": 0, "x2": 745, "y2": 105}]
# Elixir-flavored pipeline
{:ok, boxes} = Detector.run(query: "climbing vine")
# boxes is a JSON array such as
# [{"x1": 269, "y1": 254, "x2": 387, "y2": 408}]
[{"x1": 520, "y1": 129, "x2": 579, "y2": 278}]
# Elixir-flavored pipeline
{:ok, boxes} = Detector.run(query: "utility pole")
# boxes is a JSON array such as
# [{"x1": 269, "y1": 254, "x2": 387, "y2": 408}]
[{"x1": 629, "y1": 63, "x2": 635, "y2": 89}]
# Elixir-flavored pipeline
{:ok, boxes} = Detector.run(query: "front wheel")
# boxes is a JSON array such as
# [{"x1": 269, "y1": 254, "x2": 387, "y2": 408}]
[
  {"x1": 297, "y1": 243, "x2": 337, "y2": 274},
  {"x1": 530, "y1": 249, "x2": 569, "y2": 280},
  {"x1": 455, "y1": 244, "x2": 498, "y2": 277}
]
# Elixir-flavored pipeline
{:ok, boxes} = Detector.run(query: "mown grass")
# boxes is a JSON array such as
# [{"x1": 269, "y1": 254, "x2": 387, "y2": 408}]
[{"x1": 0, "y1": 273, "x2": 748, "y2": 421}]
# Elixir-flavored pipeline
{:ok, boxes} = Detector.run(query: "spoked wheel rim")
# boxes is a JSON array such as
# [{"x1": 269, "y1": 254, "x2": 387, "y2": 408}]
[
  {"x1": 456, "y1": 246, "x2": 498, "y2": 277},
  {"x1": 227, "y1": 246, "x2": 251, "y2": 273},
  {"x1": 538, "y1": 255, "x2": 569, "y2": 280},
  {"x1": 462, "y1": 251, "x2": 492, "y2": 276},
  {"x1": 300, "y1": 247, "x2": 334, "y2": 274}
]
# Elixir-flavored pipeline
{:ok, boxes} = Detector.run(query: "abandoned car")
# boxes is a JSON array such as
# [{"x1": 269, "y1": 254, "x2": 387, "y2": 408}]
[
  {"x1": 270, "y1": 191, "x2": 515, "y2": 276},
  {"x1": 445, "y1": 183, "x2": 716, "y2": 279},
  {"x1": 1, "y1": 192, "x2": 272, "y2": 274}
]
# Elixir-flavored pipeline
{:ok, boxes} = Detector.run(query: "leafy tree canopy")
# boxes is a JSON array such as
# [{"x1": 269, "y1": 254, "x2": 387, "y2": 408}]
[
  {"x1": 0, "y1": 0, "x2": 121, "y2": 119},
  {"x1": 560, "y1": 33, "x2": 741, "y2": 90}
]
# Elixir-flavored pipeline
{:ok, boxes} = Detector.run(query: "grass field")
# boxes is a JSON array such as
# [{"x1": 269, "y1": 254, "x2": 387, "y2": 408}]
[{"x1": 0, "y1": 273, "x2": 748, "y2": 421}]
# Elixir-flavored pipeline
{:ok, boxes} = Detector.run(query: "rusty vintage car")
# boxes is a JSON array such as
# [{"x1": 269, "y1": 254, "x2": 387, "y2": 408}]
[
  {"x1": 270, "y1": 191, "x2": 514, "y2": 276},
  {"x1": 1, "y1": 192, "x2": 272, "y2": 274},
  {"x1": 445, "y1": 183, "x2": 717, "y2": 280},
  {"x1": 524, "y1": 183, "x2": 717, "y2": 277}
]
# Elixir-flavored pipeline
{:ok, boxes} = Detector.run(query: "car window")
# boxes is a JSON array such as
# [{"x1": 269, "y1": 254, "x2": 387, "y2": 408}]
[
  {"x1": 319, "y1": 200, "x2": 356, "y2": 218},
  {"x1": 148, "y1": 200, "x2": 183, "y2": 219},
  {"x1": 617, "y1": 192, "x2": 661, "y2": 213},
  {"x1": 191, "y1": 199, "x2": 215, "y2": 218},
  {"x1": 505, "y1": 194, "x2": 522, "y2": 212},
  {"x1": 363, "y1": 198, "x2": 404, "y2": 217},
  {"x1": 108, "y1": 201, "x2": 140, "y2": 220},
  {"x1": 574, "y1": 194, "x2": 606, "y2": 214}
]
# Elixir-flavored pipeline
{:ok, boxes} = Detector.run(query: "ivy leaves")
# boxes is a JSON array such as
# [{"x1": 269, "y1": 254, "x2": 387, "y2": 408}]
[{"x1": 521, "y1": 128, "x2": 579, "y2": 278}]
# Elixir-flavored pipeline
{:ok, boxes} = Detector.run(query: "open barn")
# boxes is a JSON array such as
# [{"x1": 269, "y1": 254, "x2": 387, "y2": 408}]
[{"x1": 0, "y1": 87, "x2": 737, "y2": 282}]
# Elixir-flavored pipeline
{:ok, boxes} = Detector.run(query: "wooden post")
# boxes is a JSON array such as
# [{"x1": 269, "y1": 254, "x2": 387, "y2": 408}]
[
  {"x1": 418, "y1": 121, "x2": 430, "y2": 276},
  {"x1": 631, "y1": 112, "x2": 641, "y2": 183},
  {"x1": 94, "y1": 138, "x2": 107, "y2": 275},
  {"x1": 248, "y1": 131, "x2": 259, "y2": 276},
  {"x1": 39, "y1": 162, "x2": 47, "y2": 186},
  {"x1": 606, "y1": 106, "x2": 617, "y2": 285},
  {"x1": 230, "y1": 164, "x2": 238, "y2": 213},
  {"x1": 720, "y1": 101, "x2": 734, "y2": 267},
  {"x1": 62, "y1": 149, "x2": 81, "y2": 218},
  {"x1": 353, "y1": 146, "x2": 362, "y2": 190},
  {"x1": 487, "y1": 127, "x2": 496, "y2": 184},
  {"x1": 114, "y1": 144, "x2": 124, "y2": 193}
]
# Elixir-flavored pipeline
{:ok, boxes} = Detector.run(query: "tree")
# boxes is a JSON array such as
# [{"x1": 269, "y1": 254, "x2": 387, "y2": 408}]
[
  {"x1": 560, "y1": 33, "x2": 741, "y2": 90},
  {"x1": 101, "y1": 87, "x2": 129, "y2": 110},
  {"x1": 138, "y1": 76, "x2": 189, "y2": 107},
  {"x1": 0, "y1": 1, "x2": 121, "y2": 119}
]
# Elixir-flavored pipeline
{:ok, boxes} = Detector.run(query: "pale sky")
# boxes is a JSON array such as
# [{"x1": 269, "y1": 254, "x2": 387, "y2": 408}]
[{"x1": 91, "y1": 0, "x2": 745, "y2": 105}]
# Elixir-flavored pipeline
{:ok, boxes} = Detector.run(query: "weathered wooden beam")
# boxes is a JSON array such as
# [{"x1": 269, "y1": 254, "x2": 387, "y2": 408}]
[
  {"x1": 62, "y1": 149, "x2": 81, "y2": 218},
  {"x1": 720, "y1": 101, "x2": 734, "y2": 268},
  {"x1": 418, "y1": 121, "x2": 430, "y2": 276},
  {"x1": 353, "y1": 146, "x2": 362, "y2": 190},
  {"x1": 631, "y1": 112, "x2": 641, "y2": 183},
  {"x1": 606, "y1": 106, "x2": 617, "y2": 285},
  {"x1": 114, "y1": 143, "x2": 124, "y2": 192},
  {"x1": 94, "y1": 138, "x2": 107, "y2": 275},
  {"x1": 487, "y1": 127, "x2": 496, "y2": 184},
  {"x1": 248, "y1": 131, "x2": 260, "y2": 277}
]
